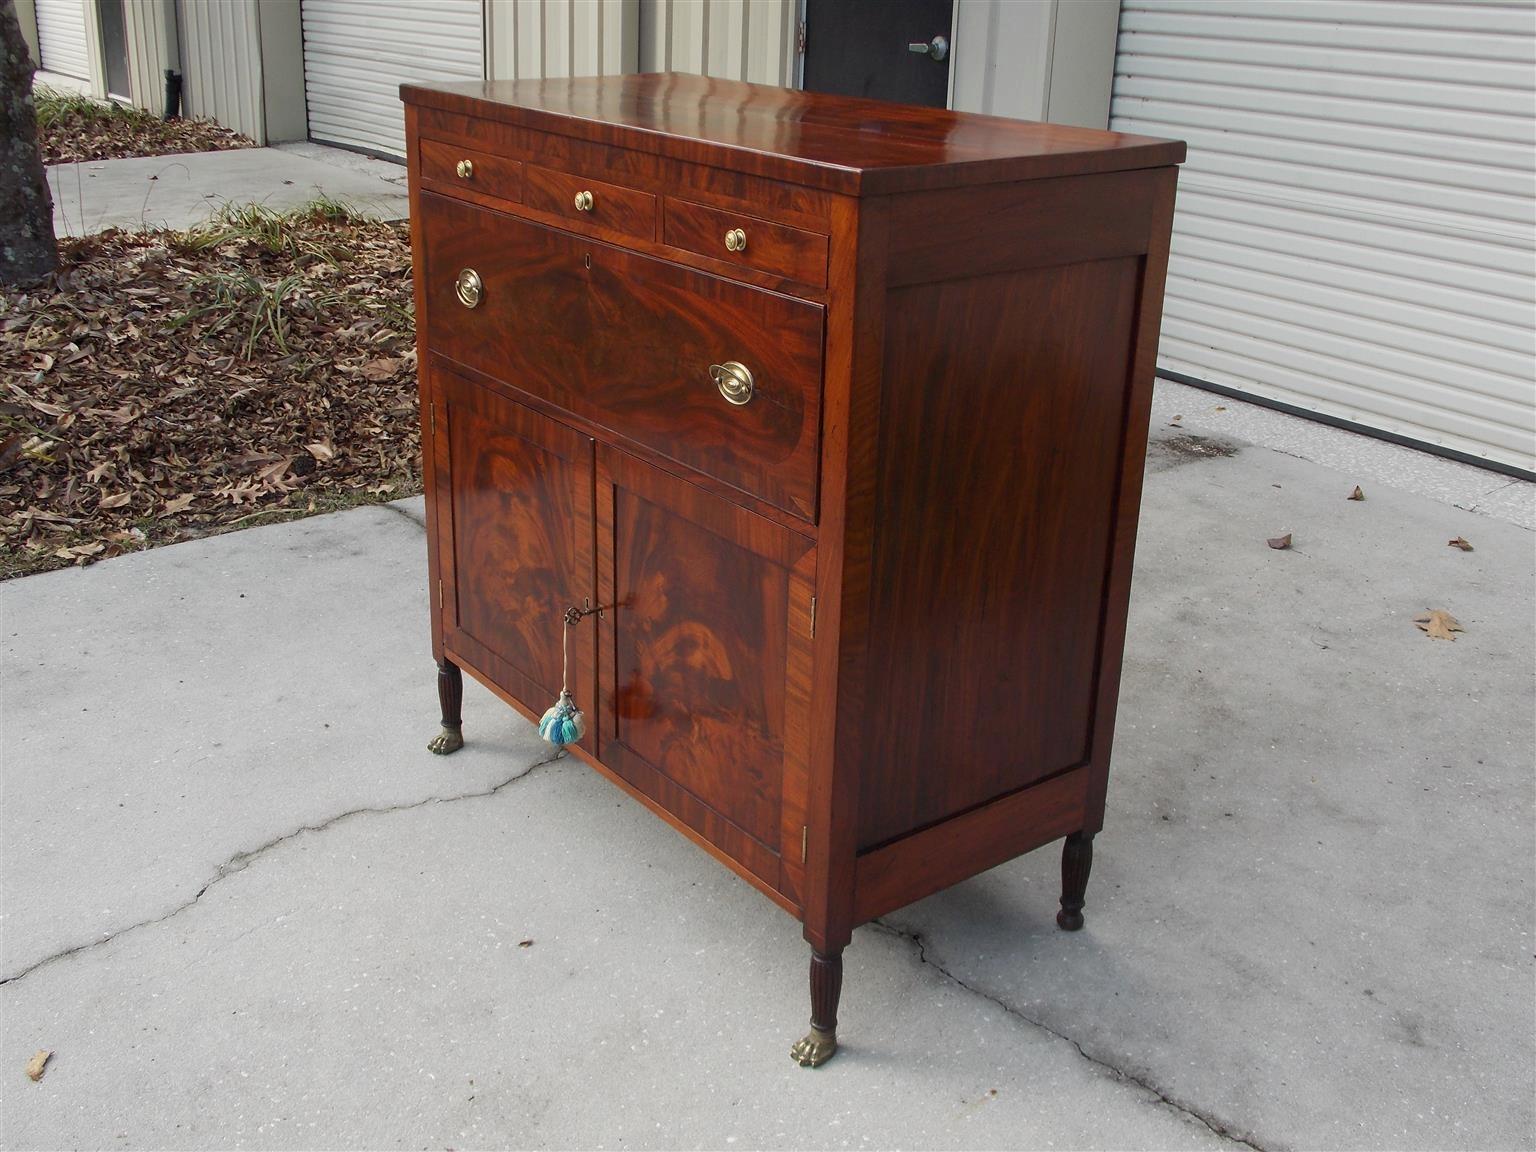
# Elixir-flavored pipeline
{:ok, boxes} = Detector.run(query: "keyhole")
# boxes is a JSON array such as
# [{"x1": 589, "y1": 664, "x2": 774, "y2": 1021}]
[{"x1": 584, "y1": 252, "x2": 592, "y2": 270}]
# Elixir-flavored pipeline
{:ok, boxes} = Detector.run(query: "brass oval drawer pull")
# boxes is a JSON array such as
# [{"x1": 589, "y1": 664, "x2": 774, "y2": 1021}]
[
  {"x1": 573, "y1": 189, "x2": 595, "y2": 212},
  {"x1": 709, "y1": 361, "x2": 754, "y2": 406},
  {"x1": 455, "y1": 159, "x2": 474, "y2": 179},
  {"x1": 724, "y1": 227, "x2": 747, "y2": 253},
  {"x1": 455, "y1": 268, "x2": 483, "y2": 309}
]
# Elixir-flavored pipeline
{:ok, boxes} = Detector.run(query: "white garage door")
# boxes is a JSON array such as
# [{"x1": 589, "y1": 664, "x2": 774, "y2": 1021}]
[
  {"x1": 1112, "y1": 1, "x2": 1536, "y2": 475},
  {"x1": 302, "y1": 0, "x2": 484, "y2": 158},
  {"x1": 35, "y1": 0, "x2": 91, "y2": 81}
]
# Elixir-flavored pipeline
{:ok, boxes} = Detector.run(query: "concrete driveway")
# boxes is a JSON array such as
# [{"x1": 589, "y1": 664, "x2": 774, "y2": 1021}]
[{"x1": 2, "y1": 390, "x2": 1532, "y2": 1150}]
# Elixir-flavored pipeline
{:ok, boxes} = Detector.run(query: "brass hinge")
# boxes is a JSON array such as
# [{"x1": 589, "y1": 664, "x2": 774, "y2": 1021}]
[
  {"x1": 801, "y1": 825, "x2": 808, "y2": 863},
  {"x1": 796, "y1": 20, "x2": 807, "y2": 55},
  {"x1": 437, "y1": 578, "x2": 443, "y2": 602},
  {"x1": 809, "y1": 595, "x2": 817, "y2": 638}
]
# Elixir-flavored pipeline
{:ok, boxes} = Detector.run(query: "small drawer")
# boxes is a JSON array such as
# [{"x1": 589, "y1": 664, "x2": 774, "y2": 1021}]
[
  {"x1": 524, "y1": 164, "x2": 657, "y2": 242},
  {"x1": 419, "y1": 138, "x2": 523, "y2": 204},
  {"x1": 665, "y1": 198, "x2": 829, "y2": 287}
]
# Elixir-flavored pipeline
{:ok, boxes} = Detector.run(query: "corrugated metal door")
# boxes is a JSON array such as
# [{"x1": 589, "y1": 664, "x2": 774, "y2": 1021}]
[
  {"x1": 302, "y1": 0, "x2": 483, "y2": 158},
  {"x1": 1112, "y1": 1, "x2": 1536, "y2": 474},
  {"x1": 35, "y1": 0, "x2": 91, "y2": 81}
]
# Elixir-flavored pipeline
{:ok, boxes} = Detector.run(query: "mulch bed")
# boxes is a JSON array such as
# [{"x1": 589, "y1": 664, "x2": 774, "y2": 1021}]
[
  {"x1": 0, "y1": 206, "x2": 420, "y2": 580},
  {"x1": 38, "y1": 89, "x2": 256, "y2": 165}
]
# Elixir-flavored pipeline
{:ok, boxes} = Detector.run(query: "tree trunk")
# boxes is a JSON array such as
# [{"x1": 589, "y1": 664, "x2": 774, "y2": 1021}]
[{"x1": 1, "y1": 0, "x2": 58, "y2": 287}]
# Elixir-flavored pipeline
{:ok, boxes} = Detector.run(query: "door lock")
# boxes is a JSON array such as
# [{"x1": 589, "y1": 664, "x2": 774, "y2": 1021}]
[{"x1": 908, "y1": 35, "x2": 948, "y2": 61}]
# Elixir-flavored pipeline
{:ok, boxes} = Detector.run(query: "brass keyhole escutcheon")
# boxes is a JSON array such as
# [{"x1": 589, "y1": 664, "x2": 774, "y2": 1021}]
[
  {"x1": 724, "y1": 227, "x2": 747, "y2": 253},
  {"x1": 573, "y1": 190, "x2": 595, "y2": 212},
  {"x1": 455, "y1": 268, "x2": 483, "y2": 309},
  {"x1": 709, "y1": 361, "x2": 755, "y2": 406},
  {"x1": 455, "y1": 159, "x2": 474, "y2": 179}
]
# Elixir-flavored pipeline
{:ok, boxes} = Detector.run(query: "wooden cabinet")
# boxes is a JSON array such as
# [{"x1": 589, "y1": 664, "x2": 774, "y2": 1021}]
[{"x1": 404, "y1": 74, "x2": 1184, "y2": 1066}]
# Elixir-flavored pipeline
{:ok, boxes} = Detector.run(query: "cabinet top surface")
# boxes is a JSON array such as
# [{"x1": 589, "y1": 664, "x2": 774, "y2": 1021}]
[{"x1": 401, "y1": 73, "x2": 1185, "y2": 195}]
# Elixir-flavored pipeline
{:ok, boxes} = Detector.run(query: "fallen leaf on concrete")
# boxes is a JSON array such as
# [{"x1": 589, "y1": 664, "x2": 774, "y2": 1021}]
[
  {"x1": 1348, "y1": 486, "x2": 1365, "y2": 501},
  {"x1": 1213, "y1": 405, "x2": 1227, "y2": 412},
  {"x1": 1168, "y1": 414, "x2": 1183, "y2": 427},
  {"x1": 1448, "y1": 536, "x2": 1474, "y2": 552},
  {"x1": 1413, "y1": 610, "x2": 1463, "y2": 641},
  {"x1": 25, "y1": 1050, "x2": 51, "y2": 1081},
  {"x1": 1267, "y1": 533, "x2": 1293, "y2": 550},
  {"x1": 518, "y1": 939, "x2": 534, "y2": 948}
]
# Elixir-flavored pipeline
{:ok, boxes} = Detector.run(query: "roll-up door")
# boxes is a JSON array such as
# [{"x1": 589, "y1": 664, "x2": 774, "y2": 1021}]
[
  {"x1": 301, "y1": 0, "x2": 483, "y2": 159},
  {"x1": 35, "y1": 0, "x2": 91, "y2": 82},
  {"x1": 1111, "y1": 1, "x2": 1535, "y2": 475}
]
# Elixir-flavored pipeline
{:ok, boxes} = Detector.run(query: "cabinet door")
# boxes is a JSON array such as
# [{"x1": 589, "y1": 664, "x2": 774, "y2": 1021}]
[
  {"x1": 596, "y1": 447, "x2": 815, "y2": 902},
  {"x1": 435, "y1": 367, "x2": 597, "y2": 752}
]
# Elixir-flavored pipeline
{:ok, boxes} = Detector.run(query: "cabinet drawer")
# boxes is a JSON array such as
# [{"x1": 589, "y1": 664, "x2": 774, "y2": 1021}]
[
  {"x1": 665, "y1": 198, "x2": 829, "y2": 287},
  {"x1": 525, "y1": 164, "x2": 656, "y2": 243},
  {"x1": 421, "y1": 193, "x2": 824, "y2": 520},
  {"x1": 419, "y1": 138, "x2": 523, "y2": 204}
]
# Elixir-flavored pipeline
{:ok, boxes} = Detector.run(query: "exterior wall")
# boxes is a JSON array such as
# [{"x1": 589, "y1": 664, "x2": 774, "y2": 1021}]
[
  {"x1": 951, "y1": 0, "x2": 1118, "y2": 128},
  {"x1": 15, "y1": 0, "x2": 41, "y2": 69},
  {"x1": 177, "y1": 0, "x2": 266, "y2": 140},
  {"x1": 486, "y1": 0, "x2": 638, "y2": 80},
  {"x1": 637, "y1": 0, "x2": 796, "y2": 86},
  {"x1": 123, "y1": 0, "x2": 178, "y2": 116}
]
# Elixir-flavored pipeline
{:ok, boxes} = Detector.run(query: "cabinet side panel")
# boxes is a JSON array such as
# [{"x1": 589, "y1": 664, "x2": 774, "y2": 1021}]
[{"x1": 857, "y1": 256, "x2": 1139, "y2": 851}]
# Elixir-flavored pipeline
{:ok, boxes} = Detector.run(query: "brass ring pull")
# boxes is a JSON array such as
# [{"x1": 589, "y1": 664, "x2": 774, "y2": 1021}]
[
  {"x1": 455, "y1": 268, "x2": 483, "y2": 309},
  {"x1": 455, "y1": 159, "x2": 474, "y2": 179},
  {"x1": 709, "y1": 361, "x2": 754, "y2": 406},
  {"x1": 724, "y1": 227, "x2": 747, "y2": 253},
  {"x1": 573, "y1": 190, "x2": 595, "y2": 212}
]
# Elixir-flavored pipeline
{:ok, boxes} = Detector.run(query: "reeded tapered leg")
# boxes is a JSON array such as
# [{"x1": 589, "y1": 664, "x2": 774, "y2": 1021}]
[
  {"x1": 428, "y1": 659, "x2": 464, "y2": 755},
  {"x1": 1056, "y1": 830, "x2": 1095, "y2": 931},
  {"x1": 790, "y1": 948, "x2": 843, "y2": 1067}
]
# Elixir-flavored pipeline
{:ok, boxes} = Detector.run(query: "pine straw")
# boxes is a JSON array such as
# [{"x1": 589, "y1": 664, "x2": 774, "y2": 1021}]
[
  {"x1": 0, "y1": 202, "x2": 420, "y2": 580},
  {"x1": 36, "y1": 86, "x2": 256, "y2": 165}
]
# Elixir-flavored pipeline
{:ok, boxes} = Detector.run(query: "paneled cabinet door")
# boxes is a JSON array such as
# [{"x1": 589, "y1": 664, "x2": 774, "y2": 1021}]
[
  {"x1": 435, "y1": 367, "x2": 597, "y2": 754},
  {"x1": 596, "y1": 447, "x2": 815, "y2": 906}
]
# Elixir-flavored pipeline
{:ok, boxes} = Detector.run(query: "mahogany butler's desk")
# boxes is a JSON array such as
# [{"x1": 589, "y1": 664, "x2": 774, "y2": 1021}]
[{"x1": 402, "y1": 75, "x2": 1184, "y2": 1067}]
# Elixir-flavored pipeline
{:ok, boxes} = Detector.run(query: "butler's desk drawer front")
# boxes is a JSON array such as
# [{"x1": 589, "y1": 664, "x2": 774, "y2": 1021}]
[{"x1": 421, "y1": 191, "x2": 826, "y2": 520}]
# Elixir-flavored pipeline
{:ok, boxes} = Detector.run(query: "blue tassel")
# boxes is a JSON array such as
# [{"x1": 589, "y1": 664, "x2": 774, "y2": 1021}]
[{"x1": 539, "y1": 690, "x2": 586, "y2": 747}]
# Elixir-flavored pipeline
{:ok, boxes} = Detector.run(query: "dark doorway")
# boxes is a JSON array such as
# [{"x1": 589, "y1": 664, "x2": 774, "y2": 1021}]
[
  {"x1": 96, "y1": 0, "x2": 131, "y2": 100},
  {"x1": 801, "y1": 0, "x2": 954, "y2": 108}
]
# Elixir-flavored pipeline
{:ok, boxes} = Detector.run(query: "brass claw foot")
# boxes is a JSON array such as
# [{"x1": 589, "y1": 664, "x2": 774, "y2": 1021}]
[
  {"x1": 790, "y1": 1026, "x2": 837, "y2": 1068},
  {"x1": 428, "y1": 724, "x2": 464, "y2": 755}
]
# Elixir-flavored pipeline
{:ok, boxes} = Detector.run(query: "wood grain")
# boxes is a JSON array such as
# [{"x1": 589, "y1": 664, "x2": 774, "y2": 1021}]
[
  {"x1": 402, "y1": 74, "x2": 1187, "y2": 195},
  {"x1": 421, "y1": 193, "x2": 825, "y2": 520},
  {"x1": 419, "y1": 137, "x2": 524, "y2": 208},
  {"x1": 664, "y1": 197, "x2": 829, "y2": 287},
  {"x1": 439, "y1": 369, "x2": 597, "y2": 755},
  {"x1": 524, "y1": 163, "x2": 657, "y2": 243},
  {"x1": 852, "y1": 767, "x2": 1088, "y2": 924},
  {"x1": 856, "y1": 256, "x2": 1140, "y2": 850},
  {"x1": 597, "y1": 445, "x2": 814, "y2": 881}
]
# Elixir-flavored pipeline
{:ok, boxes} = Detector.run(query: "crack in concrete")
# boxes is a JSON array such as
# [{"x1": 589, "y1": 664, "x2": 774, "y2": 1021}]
[
  {"x1": 0, "y1": 750, "x2": 565, "y2": 989},
  {"x1": 870, "y1": 919, "x2": 1269, "y2": 1152},
  {"x1": 380, "y1": 501, "x2": 426, "y2": 530}
]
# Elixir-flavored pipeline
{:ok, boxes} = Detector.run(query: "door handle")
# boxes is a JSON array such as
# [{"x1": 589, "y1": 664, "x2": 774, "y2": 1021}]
[{"x1": 908, "y1": 35, "x2": 948, "y2": 61}]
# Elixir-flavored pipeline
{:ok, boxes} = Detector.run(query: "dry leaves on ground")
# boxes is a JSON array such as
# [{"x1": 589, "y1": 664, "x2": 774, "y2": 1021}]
[
  {"x1": 1414, "y1": 610, "x2": 1464, "y2": 641},
  {"x1": 1, "y1": 202, "x2": 419, "y2": 579},
  {"x1": 36, "y1": 87, "x2": 255, "y2": 165},
  {"x1": 1267, "y1": 532, "x2": 1293, "y2": 550},
  {"x1": 1348, "y1": 485, "x2": 1365, "y2": 501},
  {"x1": 25, "y1": 1050, "x2": 51, "y2": 1081},
  {"x1": 1448, "y1": 536, "x2": 1474, "y2": 552}
]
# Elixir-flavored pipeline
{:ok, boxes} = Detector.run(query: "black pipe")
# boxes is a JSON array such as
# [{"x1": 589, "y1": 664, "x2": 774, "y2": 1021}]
[{"x1": 163, "y1": 69, "x2": 182, "y2": 120}]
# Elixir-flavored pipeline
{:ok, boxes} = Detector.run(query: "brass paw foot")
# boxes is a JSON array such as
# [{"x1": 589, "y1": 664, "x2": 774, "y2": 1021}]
[
  {"x1": 790, "y1": 1026, "x2": 837, "y2": 1068},
  {"x1": 428, "y1": 724, "x2": 464, "y2": 755}
]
